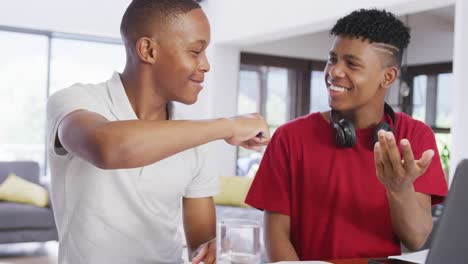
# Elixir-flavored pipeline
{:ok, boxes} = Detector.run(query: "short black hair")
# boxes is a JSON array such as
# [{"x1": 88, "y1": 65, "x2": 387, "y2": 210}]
[
  {"x1": 120, "y1": 0, "x2": 201, "y2": 45},
  {"x1": 331, "y1": 9, "x2": 410, "y2": 67}
]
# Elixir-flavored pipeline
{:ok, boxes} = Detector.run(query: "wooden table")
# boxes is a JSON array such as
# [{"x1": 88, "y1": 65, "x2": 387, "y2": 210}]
[
  {"x1": 266, "y1": 258, "x2": 371, "y2": 263},
  {"x1": 328, "y1": 258, "x2": 369, "y2": 264}
]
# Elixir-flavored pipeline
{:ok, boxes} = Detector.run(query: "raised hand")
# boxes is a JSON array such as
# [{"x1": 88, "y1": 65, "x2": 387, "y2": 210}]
[{"x1": 374, "y1": 130, "x2": 434, "y2": 192}]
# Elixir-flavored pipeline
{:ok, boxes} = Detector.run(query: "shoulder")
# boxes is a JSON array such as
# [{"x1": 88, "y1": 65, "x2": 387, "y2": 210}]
[
  {"x1": 49, "y1": 82, "x2": 105, "y2": 103},
  {"x1": 267, "y1": 112, "x2": 328, "y2": 150},
  {"x1": 395, "y1": 112, "x2": 437, "y2": 148},
  {"x1": 47, "y1": 82, "x2": 108, "y2": 112},
  {"x1": 278, "y1": 112, "x2": 326, "y2": 134},
  {"x1": 395, "y1": 112, "x2": 433, "y2": 135}
]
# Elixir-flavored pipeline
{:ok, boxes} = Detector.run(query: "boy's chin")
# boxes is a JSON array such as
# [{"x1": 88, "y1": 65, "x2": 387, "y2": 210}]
[{"x1": 177, "y1": 97, "x2": 198, "y2": 105}]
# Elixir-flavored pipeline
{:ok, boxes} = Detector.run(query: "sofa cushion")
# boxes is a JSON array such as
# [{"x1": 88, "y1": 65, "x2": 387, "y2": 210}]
[
  {"x1": 0, "y1": 202, "x2": 56, "y2": 229},
  {"x1": 214, "y1": 176, "x2": 253, "y2": 208},
  {"x1": 0, "y1": 174, "x2": 49, "y2": 207}
]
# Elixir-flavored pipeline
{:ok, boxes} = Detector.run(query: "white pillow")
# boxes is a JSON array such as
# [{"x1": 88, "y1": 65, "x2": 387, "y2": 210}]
[{"x1": 0, "y1": 174, "x2": 49, "y2": 207}]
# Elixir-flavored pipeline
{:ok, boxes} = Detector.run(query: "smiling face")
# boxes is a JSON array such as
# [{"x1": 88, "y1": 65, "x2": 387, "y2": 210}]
[
  {"x1": 324, "y1": 36, "x2": 397, "y2": 112},
  {"x1": 151, "y1": 8, "x2": 211, "y2": 105}
]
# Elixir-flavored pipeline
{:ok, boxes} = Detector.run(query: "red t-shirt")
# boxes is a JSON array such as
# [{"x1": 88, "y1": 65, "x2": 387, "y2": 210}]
[{"x1": 245, "y1": 112, "x2": 448, "y2": 260}]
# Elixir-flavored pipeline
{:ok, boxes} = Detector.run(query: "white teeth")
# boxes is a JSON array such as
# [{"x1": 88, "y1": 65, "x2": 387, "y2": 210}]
[{"x1": 329, "y1": 84, "x2": 348, "y2": 92}]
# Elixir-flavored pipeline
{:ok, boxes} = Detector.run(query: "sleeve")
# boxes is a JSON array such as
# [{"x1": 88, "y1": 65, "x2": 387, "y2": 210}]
[
  {"x1": 184, "y1": 143, "x2": 219, "y2": 198},
  {"x1": 244, "y1": 126, "x2": 291, "y2": 216},
  {"x1": 410, "y1": 124, "x2": 448, "y2": 205},
  {"x1": 46, "y1": 86, "x2": 102, "y2": 157}
]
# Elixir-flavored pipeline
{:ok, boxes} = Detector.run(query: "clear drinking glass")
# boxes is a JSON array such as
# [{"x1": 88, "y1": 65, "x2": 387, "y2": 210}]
[{"x1": 217, "y1": 218, "x2": 261, "y2": 264}]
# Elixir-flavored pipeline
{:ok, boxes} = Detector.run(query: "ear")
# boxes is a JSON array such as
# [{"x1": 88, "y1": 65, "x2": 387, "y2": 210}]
[
  {"x1": 135, "y1": 37, "x2": 157, "y2": 64},
  {"x1": 381, "y1": 66, "x2": 398, "y2": 89}
]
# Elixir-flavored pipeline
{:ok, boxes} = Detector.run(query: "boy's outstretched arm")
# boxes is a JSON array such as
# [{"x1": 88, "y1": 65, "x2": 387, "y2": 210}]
[{"x1": 56, "y1": 110, "x2": 270, "y2": 169}]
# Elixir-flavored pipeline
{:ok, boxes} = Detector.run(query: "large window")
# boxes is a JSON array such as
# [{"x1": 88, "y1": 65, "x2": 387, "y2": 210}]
[
  {"x1": 236, "y1": 53, "x2": 326, "y2": 176},
  {"x1": 0, "y1": 27, "x2": 125, "y2": 176},
  {"x1": 50, "y1": 38, "x2": 125, "y2": 94},
  {"x1": 0, "y1": 31, "x2": 49, "y2": 172}
]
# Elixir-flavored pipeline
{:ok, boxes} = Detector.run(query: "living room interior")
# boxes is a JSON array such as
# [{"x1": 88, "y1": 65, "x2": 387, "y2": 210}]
[{"x1": 0, "y1": 0, "x2": 466, "y2": 263}]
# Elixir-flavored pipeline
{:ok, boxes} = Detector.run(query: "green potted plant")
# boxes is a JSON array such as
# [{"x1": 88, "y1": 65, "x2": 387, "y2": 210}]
[{"x1": 440, "y1": 142, "x2": 450, "y2": 182}]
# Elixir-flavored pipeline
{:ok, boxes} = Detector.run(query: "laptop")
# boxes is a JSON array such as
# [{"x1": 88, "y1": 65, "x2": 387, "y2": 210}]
[
  {"x1": 425, "y1": 159, "x2": 468, "y2": 263},
  {"x1": 370, "y1": 159, "x2": 468, "y2": 264}
]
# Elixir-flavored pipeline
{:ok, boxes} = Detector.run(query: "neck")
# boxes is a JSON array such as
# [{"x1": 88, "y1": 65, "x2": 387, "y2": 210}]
[
  {"x1": 120, "y1": 64, "x2": 168, "y2": 121},
  {"x1": 332, "y1": 102, "x2": 386, "y2": 129}
]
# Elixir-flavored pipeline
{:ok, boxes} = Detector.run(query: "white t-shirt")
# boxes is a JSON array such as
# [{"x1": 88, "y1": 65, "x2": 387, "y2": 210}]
[{"x1": 47, "y1": 72, "x2": 218, "y2": 264}]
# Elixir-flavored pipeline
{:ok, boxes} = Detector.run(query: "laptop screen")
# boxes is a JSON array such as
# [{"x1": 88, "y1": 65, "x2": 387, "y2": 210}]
[{"x1": 426, "y1": 159, "x2": 468, "y2": 264}]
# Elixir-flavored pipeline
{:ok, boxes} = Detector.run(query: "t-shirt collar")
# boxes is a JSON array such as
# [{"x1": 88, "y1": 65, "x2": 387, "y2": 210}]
[{"x1": 106, "y1": 71, "x2": 176, "y2": 121}]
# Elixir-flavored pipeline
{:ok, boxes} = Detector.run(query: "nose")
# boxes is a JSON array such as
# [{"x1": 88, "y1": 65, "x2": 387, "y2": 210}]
[
  {"x1": 327, "y1": 62, "x2": 345, "y2": 79},
  {"x1": 199, "y1": 52, "x2": 210, "y2": 73}
]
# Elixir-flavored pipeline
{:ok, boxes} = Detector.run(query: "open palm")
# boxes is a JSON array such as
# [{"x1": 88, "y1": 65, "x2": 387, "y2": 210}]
[{"x1": 374, "y1": 130, "x2": 434, "y2": 192}]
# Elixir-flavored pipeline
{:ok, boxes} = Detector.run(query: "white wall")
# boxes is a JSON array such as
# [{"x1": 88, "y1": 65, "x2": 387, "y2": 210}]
[
  {"x1": 449, "y1": 0, "x2": 468, "y2": 184},
  {"x1": 0, "y1": 0, "x2": 130, "y2": 38},
  {"x1": 407, "y1": 9, "x2": 454, "y2": 64},
  {"x1": 203, "y1": 46, "x2": 242, "y2": 176},
  {"x1": 241, "y1": 10, "x2": 454, "y2": 65},
  {"x1": 207, "y1": 0, "x2": 454, "y2": 45},
  {"x1": 241, "y1": 31, "x2": 332, "y2": 61}
]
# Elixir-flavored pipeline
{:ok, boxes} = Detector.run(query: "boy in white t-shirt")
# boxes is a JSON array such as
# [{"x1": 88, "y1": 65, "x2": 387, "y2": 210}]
[{"x1": 46, "y1": 1, "x2": 270, "y2": 263}]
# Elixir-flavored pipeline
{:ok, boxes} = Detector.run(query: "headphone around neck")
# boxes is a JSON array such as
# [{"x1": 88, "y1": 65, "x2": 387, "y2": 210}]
[{"x1": 331, "y1": 103, "x2": 396, "y2": 148}]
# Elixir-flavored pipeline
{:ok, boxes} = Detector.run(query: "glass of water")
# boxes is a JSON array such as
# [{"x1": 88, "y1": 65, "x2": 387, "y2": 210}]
[{"x1": 217, "y1": 218, "x2": 261, "y2": 264}]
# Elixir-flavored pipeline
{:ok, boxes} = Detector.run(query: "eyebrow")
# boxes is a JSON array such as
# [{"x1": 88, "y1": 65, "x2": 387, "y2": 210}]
[
  {"x1": 343, "y1": 54, "x2": 363, "y2": 63},
  {"x1": 188, "y1": 40, "x2": 208, "y2": 46},
  {"x1": 329, "y1": 51, "x2": 363, "y2": 63}
]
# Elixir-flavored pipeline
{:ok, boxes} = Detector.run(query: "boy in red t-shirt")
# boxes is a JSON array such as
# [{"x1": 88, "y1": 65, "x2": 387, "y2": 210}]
[{"x1": 245, "y1": 9, "x2": 448, "y2": 261}]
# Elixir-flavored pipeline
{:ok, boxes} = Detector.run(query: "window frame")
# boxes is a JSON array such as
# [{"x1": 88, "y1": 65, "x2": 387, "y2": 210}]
[
  {"x1": 240, "y1": 52, "x2": 326, "y2": 119},
  {"x1": 402, "y1": 62, "x2": 452, "y2": 133}
]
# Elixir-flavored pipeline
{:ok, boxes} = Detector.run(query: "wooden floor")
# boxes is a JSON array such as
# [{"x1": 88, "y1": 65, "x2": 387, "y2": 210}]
[{"x1": 0, "y1": 242, "x2": 57, "y2": 264}]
